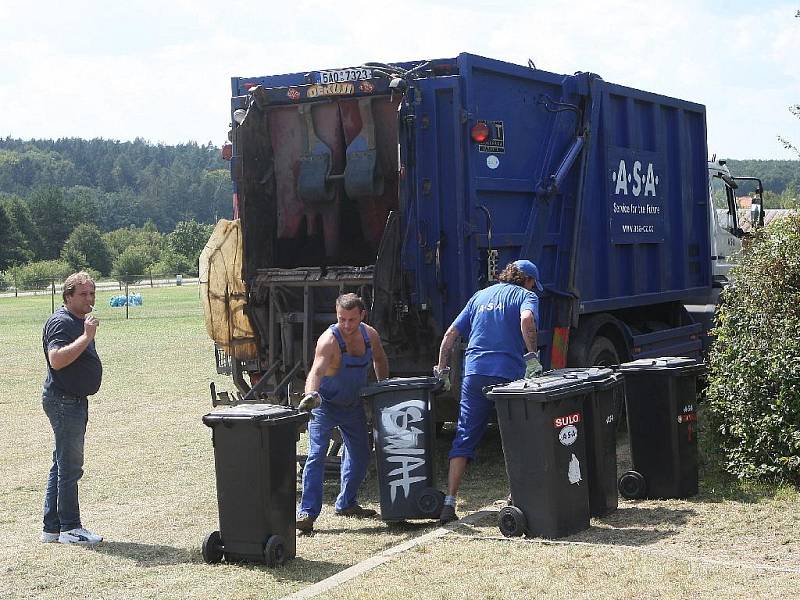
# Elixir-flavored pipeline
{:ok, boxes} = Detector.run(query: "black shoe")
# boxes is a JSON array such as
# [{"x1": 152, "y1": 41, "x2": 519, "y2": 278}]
[
  {"x1": 439, "y1": 504, "x2": 458, "y2": 524},
  {"x1": 335, "y1": 504, "x2": 377, "y2": 518},
  {"x1": 296, "y1": 513, "x2": 315, "y2": 532}
]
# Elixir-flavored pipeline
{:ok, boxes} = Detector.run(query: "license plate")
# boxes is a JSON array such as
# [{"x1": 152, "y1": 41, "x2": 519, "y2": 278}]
[{"x1": 315, "y1": 68, "x2": 372, "y2": 85}]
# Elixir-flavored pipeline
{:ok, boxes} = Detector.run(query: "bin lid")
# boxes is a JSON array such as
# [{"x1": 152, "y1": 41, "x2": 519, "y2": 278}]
[
  {"x1": 485, "y1": 370, "x2": 597, "y2": 400},
  {"x1": 361, "y1": 376, "x2": 443, "y2": 397},
  {"x1": 202, "y1": 403, "x2": 307, "y2": 427},
  {"x1": 618, "y1": 357, "x2": 704, "y2": 373},
  {"x1": 547, "y1": 367, "x2": 614, "y2": 382}
]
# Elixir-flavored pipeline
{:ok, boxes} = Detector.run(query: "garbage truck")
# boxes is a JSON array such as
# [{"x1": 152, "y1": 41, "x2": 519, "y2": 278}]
[{"x1": 201, "y1": 52, "x2": 754, "y2": 419}]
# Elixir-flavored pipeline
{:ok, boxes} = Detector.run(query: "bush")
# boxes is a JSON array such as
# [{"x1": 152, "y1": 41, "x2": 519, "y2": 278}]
[
  {"x1": 14, "y1": 260, "x2": 72, "y2": 290},
  {"x1": 705, "y1": 213, "x2": 800, "y2": 484},
  {"x1": 112, "y1": 246, "x2": 153, "y2": 284},
  {"x1": 151, "y1": 249, "x2": 194, "y2": 278}
]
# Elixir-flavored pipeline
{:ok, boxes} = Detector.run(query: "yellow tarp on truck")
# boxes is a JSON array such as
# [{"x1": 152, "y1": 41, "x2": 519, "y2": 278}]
[{"x1": 199, "y1": 219, "x2": 258, "y2": 360}]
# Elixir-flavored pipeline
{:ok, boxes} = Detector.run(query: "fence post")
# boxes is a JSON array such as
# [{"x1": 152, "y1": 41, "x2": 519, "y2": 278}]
[
  {"x1": 51, "y1": 279, "x2": 55, "y2": 313},
  {"x1": 14, "y1": 272, "x2": 17, "y2": 298},
  {"x1": 125, "y1": 282, "x2": 129, "y2": 320},
  {"x1": 149, "y1": 268, "x2": 153, "y2": 288}
]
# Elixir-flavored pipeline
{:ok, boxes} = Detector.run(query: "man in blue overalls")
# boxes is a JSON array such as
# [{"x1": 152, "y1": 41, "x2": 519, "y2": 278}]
[
  {"x1": 296, "y1": 293, "x2": 389, "y2": 532},
  {"x1": 433, "y1": 260, "x2": 543, "y2": 524}
]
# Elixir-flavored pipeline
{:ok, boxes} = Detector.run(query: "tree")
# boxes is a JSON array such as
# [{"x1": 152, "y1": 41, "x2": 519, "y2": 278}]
[
  {"x1": 27, "y1": 186, "x2": 76, "y2": 259},
  {"x1": 112, "y1": 246, "x2": 152, "y2": 284},
  {"x1": 2, "y1": 196, "x2": 43, "y2": 259},
  {"x1": 167, "y1": 219, "x2": 213, "y2": 265},
  {"x1": 0, "y1": 202, "x2": 33, "y2": 269},
  {"x1": 61, "y1": 224, "x2": 113, "y2": 275}
]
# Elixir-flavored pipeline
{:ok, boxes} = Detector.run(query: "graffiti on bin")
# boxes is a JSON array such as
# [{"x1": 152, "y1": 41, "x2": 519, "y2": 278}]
[{"x1": 380, "y1": 399, "x2": 427, "y2": 502}]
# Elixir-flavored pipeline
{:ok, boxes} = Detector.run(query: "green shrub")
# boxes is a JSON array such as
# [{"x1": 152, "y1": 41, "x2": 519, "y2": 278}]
[
  {"x1": 151, "y1": 249, "x2": 194, "y2": 278},
  {"x1": 706, "y1": 213, "x2": 800, "y2": 484},
  {"x1": 112, "y1": 246, "x2": 152, "y2": 284},
  {"x1": 15, "y1": 259, "x2": 72, "y2": 290}
]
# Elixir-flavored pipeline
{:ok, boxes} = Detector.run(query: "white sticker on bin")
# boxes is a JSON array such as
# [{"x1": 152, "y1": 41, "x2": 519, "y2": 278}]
[
  {"x1": 559, "y1": 425, "x2": 578, "y2": 446},
  {"x1": 568, "y1": 453, "x2": 582, "y2": 484}
]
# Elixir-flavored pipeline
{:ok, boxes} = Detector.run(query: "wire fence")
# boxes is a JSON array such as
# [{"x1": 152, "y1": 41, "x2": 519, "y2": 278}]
[{"x1": 0, "y1": 273, "x2": 201, "y2": 318}]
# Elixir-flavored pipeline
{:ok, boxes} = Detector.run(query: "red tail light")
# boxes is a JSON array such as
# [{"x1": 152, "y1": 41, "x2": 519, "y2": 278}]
[
  {"x1": 471, "y1": 122, "x2": 490, "y2": 143},
  {"x1": 221, "y1": 141, "x2": 233, "y2": 161}
]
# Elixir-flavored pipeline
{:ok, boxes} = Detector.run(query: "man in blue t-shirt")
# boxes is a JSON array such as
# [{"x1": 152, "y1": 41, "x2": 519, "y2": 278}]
[
  {"x1": 40, "y1": 272, "x2": 104, "y2": 545},
  {"x1": 433, "y1": 260, "x2": 543, "y2": 524}
]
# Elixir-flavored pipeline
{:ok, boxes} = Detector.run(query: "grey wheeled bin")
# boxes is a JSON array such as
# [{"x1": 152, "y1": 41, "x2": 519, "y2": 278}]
[
  {"x1": 201, "y1": 403, "x2": 309, "y2": 566},
  {"x1": 549, "y1": 368, "x2": 625, "y2": 516},
  {"x1": 617, "y1": 357, "x2": 705, "y2": 500},
  {"x1": 487, "y1": 372, "x2": 594, "y2": 538},
  {"x1": 361, "y1": 377, "x2": 444, "y2": 521}
]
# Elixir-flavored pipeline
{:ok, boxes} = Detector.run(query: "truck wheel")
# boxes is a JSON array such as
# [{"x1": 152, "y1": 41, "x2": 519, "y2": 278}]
[
  {"x1": 202, "y1": 530, "x2": 224, "y2": 564},
  {"x1": 264, "y1": 534, "x2": 287, "y2": 567},
  {"x1": 587, "y1": 336, "x2": 620, "y2": 367},
  {"x1": 618, "y1": 470, "x2": 647, "y2": 500},
  {"x1": 498, "y1": 505, "x2": 526, "y2": 537}
]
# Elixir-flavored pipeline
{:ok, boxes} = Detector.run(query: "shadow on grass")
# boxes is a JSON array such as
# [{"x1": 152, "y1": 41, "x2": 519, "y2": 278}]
[
  {"x1": 306, "y1": 519, "x2": 436, "y2": 536},
  {"x1": 596, "y1": 504, "x2": 695, "y2": 528},
  {"x1": 86, "y1": 541, "x2": 191, "y2": 566}
]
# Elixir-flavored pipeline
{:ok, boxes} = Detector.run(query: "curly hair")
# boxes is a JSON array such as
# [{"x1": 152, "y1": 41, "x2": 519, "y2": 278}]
[
  {"x1": 497, "y1": 263, "x2": 529, "y2": 286},
  {"x1": 336, "y1": 293, "x2": 365, "y2": 312},
  {"x1": 62, "y1": 271, "x2": 95, "y2": 302}
]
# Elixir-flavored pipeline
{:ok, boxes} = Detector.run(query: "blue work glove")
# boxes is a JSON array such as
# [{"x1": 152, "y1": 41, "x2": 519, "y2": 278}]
[
  {"x1": 524, "y1": 351, "x2": 543, "y2": 378},
  {"x1": 433, "y1": 366, "x2": 451, "y2": 392}
]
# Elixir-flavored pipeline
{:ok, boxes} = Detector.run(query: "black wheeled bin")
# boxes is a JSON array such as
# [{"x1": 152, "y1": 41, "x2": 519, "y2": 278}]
[
  {"x1": 361, "y1": 377, "x2": 444, "y2": 521},
  {"x1": 487, "y1": 372, "x2": 594, "y2": 538},
  {"x1": 549, "y1": 368, "x2": 625, "y2": 517},
  {"x1": 201, "y1": 403, "x2": 309, "y2": 566},
  {"x1": 617, "y1": 357, "x2": 705, "y2": 500}
]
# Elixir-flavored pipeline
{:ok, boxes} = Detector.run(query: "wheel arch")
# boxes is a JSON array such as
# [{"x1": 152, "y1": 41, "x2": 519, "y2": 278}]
[{"x1": 567, "y1": 313, "x2": 632, "y2": 367}]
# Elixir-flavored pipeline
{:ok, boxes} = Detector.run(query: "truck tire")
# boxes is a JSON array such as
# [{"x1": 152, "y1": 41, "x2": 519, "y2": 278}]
[{"x1": 587, "y1": 336, "x2": 620, "y2": 367}]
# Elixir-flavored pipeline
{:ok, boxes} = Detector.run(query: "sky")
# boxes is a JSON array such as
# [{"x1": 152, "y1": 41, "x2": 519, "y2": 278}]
[{"x1": 0, "y1": 0, "x2": 798, "y2": 160}]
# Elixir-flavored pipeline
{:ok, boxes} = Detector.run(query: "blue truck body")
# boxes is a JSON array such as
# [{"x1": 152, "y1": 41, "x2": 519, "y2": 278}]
[{"x1": 222, "y1": 53, "x2": 709, "y2": 407}]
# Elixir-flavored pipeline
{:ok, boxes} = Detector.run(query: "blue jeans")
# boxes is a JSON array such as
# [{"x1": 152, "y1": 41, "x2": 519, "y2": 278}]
[
  {"x1": 448, "y1": 374, "x2": 511, "y2": 461},
  {"x1": 299, "y1": 402, "x2": 370, "y2": 518},
  {"x1": 42, "y1": 390, "x2": 88, "y2": 533}
]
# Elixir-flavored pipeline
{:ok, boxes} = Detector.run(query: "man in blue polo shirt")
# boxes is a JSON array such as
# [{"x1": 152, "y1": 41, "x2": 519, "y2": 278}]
[
  {"x1": 40, "y1": 272, "x2": 104, "y2": 545},
  {"x1": 433, "y1": 260, "x2": 543, "y2": 524}
]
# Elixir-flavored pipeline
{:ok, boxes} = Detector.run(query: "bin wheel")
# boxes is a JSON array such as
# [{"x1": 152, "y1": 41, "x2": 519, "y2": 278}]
[
  {"x1": 264, "y1": 534, "x2": 287, "y2": 567},
  {"x1": 416, "y1": 487, "x2": 445, "y2": 517},
  {"x1": 498, "y1": 506, "x2": 526, "y2": 538},
  {"x1": 618, "y1": 470, "x2": 647, "y2": 500},
  {"x1": 202, "y1": 530, "x2": 224, "y2": 564}
]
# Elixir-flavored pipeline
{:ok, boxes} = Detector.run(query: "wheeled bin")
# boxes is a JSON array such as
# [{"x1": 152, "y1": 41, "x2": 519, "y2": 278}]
[
  {"x1": 201, "y1": 403, "x2": 309, "y2": 566},
  {"x1": 617, "y1": 357, "x2": 705, "y2": 500},
  {"x1": 361, "y1": 377, "x2": 444, "y2": 521},
  {"x1": 487, "y1": 372, "x2": 594, "y2": 538},
  {"x1": 549, "y1": 368, "x2": 625, "y2": 516}
]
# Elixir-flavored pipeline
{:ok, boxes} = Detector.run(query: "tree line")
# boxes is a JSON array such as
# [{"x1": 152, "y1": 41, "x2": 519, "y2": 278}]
[
  {"x1": 0, "y1": 137, "x2": 230, "y2": 287},
  {"x1": 725, "y1": 158, "x2": 800, "y2": 209}
]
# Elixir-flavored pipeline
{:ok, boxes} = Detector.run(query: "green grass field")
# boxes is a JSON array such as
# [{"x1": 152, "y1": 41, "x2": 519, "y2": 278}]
[{"x1": 2, "y1": 286, "x2": 799, "y2": 599}]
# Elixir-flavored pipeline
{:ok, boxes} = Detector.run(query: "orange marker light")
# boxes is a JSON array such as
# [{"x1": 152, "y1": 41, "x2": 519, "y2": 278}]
[{"x1": 471, "y1": 122, "x2": 490, "y2": 143}]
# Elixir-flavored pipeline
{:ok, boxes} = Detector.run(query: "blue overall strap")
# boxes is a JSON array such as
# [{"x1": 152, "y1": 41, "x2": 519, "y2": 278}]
[{"x1": 319, "y1": 324, "x2": 373, "y2": 406}]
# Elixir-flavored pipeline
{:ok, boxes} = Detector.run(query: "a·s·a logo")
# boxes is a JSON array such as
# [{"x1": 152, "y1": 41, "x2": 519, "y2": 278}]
[{"x1": 611, "y1": 159, "x2": 660, "y2": 197}]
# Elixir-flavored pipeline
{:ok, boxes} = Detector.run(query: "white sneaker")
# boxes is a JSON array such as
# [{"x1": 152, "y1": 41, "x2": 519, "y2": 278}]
[
  {"x1": 40, "y1": 531, "x2": 60, "y2": 543},
  {"x1": 58, "y1": 527, "x2": 103, "y2": 545}
]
